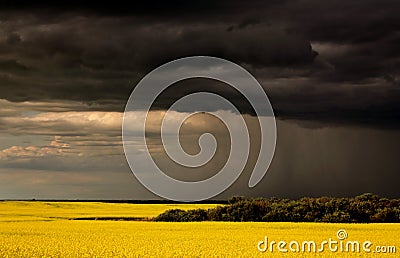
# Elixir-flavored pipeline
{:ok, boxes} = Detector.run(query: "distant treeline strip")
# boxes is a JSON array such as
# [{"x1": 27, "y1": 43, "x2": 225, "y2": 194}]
[
  {"x1": 72, "y1": 217, "x2": 152, "y2": 221},
  {"x1": 153, "y1": 194, "x2": 400, "y2": 223},
  {"x1": 0, "y1": 199, "x2": 227, "y2": 204}
]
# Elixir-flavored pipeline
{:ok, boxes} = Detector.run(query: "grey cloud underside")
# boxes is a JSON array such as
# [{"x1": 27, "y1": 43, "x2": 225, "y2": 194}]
[{"x1": 0, "y1": 0, "x2": 399, "y2": 127}]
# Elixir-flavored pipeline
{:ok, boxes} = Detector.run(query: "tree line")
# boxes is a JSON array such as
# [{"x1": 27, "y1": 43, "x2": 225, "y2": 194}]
[{"x1": 153, "y1": 193, "x2": 400, "y2": 222}]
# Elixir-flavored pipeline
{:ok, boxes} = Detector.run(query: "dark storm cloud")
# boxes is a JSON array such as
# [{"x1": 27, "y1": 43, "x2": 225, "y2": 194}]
[
  {"x1": 0, "y1": 1, "x2": 399, "y2": 200},
  {"x1": 0, "y1": 0, "x2": 399, "y2": 127},
  {"x1": 0, "y1": 15, "x2": 316, "y2": 102}
]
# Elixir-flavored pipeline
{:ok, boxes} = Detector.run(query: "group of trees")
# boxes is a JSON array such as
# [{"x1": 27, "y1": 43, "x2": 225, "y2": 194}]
[{"x1": 153, "y1": 194, "x2": 400, "y2": 222}]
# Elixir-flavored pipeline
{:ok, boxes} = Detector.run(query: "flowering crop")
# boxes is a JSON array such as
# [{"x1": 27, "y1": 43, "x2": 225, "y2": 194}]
[{"x1": 0, "y1": 202, "x2": 398, "y2": 257}]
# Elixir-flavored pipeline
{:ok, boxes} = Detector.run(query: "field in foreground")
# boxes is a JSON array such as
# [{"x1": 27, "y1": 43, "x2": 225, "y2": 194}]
[{"x1": 0, "y1": 202, "x2": 399, "y2": 257}]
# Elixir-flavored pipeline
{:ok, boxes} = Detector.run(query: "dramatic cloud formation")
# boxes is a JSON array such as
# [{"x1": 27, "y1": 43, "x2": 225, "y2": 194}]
[
  {"x1": 0, "y1": 1, "x2": 399, "y2": 199},
  {"x1": 0, "y1": 0, "x2": 399, "y2": 126}
]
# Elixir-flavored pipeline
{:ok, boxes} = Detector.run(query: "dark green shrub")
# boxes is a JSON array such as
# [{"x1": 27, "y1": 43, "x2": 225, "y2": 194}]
[{"x1": 153, "y1": 209, "x2": 188, "y2": 222}]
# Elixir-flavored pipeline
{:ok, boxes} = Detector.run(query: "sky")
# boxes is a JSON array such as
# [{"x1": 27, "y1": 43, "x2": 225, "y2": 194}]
[{"x1": 0, "y1": 0, "x2": 399, "y2": 199}]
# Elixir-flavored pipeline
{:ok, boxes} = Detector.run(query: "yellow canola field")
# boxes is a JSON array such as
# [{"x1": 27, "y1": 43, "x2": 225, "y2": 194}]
[
  {"x1": 0, "y1": 201, "x2": 219, "y2": 221},
  {"x1": 0, "y1": 202, "x2": 399, "y2": 257}
]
